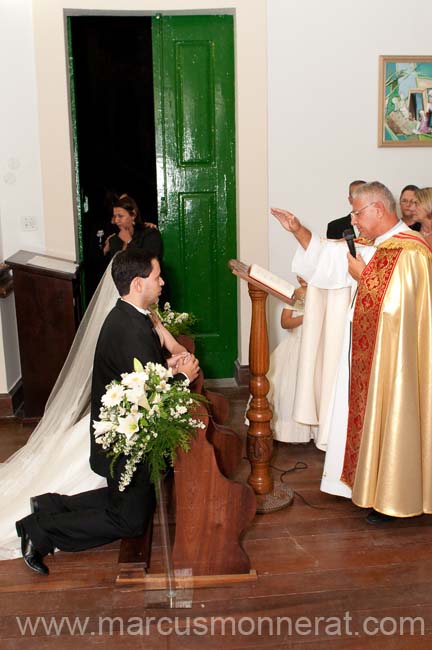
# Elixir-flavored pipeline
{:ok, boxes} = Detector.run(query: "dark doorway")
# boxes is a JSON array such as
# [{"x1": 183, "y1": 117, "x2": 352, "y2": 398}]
[
  {"x1": 69, "y1": 14, "x2": 237, "y2": 377},
  {"x1": 69, "y1": 16, "x2": 157, "y2": 301}
]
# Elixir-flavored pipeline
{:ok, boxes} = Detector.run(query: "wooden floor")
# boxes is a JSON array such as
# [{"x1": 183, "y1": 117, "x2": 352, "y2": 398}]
[{"x1": 1, "y1": 386, "x2": 431, "y2": 648}]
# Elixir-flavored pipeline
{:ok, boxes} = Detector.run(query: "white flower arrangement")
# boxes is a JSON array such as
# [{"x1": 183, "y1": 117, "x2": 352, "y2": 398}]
[
  {"x1": 154, "y1": 302, "x2": 198, "y2": 337},
  {"x1": 93, "y1": 358, "x2": 205, "y2": 491}
]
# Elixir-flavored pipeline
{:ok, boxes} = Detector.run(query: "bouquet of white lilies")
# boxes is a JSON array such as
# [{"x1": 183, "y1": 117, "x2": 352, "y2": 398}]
[{"x1": 93, "y1": 358, "x2": 205, "y2": 490}]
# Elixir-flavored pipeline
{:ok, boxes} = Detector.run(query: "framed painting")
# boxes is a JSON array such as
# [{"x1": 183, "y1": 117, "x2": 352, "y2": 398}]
[{"x1": 378, "y1": 55, "x2": 432, "y2": 147}]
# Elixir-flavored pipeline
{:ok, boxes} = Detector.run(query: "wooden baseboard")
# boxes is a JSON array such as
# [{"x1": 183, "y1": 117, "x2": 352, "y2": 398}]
[
  {"x1": 0, "y1": 379, "x2": 23, "y2": 417},
  {"x1": 234, "y1": 360, "x2": 250, "y2": 386}
]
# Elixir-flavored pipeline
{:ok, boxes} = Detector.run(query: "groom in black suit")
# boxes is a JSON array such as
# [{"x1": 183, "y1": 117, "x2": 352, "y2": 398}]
[{"x1": 16, "y1": 249, "x2": 199, "y2": 575}]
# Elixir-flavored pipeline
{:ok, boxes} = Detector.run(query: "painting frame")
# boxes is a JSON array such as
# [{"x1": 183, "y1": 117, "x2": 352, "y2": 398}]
[{"x1": 378, "y1": 55, "x2": 432, "y2": 147}]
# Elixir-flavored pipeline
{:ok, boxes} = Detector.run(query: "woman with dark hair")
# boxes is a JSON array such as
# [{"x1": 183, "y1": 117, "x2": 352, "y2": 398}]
[
  {"x1": 103, "y1": 194, "x2": 163, "y2": 261},
  {"x1": 399, "y1": 184, "x2": 420, "y2": 230}
]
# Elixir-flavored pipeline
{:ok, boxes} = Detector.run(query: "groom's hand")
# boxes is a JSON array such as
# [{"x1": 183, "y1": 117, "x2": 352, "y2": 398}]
[
  {"x1": 177, "y1": 354, "x2": 200, "y2": 383},
  {"x1": 167, "y1": 352, "x2": 190, "y2": 369}
]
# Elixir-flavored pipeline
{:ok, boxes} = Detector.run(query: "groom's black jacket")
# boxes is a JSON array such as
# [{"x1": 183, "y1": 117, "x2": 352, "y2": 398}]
[
  {"x1": 90, "y1": 299, "x2": 168, "y2": 477},
  {"x1": 326, "y1": 214, "x2": 354, "y2": 239}
]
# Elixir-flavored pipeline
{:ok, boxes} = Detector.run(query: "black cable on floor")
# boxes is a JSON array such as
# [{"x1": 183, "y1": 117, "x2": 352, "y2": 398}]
[
  {"x1": 272, "y1": 460, "x2": 341, "y2": 511},
  {"x1": 291, "y1": 489, "x2": 338, "y2": 511},
  {"x1": 270, "y1": 460, "x2": 308, "y2": 478},
  {"x1": 242, "y1": 456, "x2": 340, "y2": 511}
]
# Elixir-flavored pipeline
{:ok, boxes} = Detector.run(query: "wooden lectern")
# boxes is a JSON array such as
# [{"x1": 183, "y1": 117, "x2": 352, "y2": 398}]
[
  {"x1": 229, "y1": 260, "x2": 294, "y2": 513},
  {"x1": 6, "y1": 250, "x2": 81, "y2": 419}
]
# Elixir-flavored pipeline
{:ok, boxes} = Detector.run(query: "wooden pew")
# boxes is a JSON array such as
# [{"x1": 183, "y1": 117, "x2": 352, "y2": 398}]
[{"x1": 116, "y1": 337, "x2": 256, "y2": 588}]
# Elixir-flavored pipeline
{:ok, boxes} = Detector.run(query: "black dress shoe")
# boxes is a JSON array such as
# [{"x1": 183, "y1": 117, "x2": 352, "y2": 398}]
[
  {"x1": 16, "y1": 523, "x2": 49, "y2": 575},
  {"x1": 30, "y1": 497, "x2": 40, "y2": 514},
  {"x1": 366, "y1": 509, "x2": 396, "y2": 525}
]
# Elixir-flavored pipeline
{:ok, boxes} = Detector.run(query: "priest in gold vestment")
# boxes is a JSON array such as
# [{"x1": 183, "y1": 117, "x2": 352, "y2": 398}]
[{"x1": 272, "y1": 181, "x2": 432, "y2": 521}]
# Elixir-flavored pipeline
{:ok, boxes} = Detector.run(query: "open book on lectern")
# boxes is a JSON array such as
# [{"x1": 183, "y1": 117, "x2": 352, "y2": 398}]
[
  {"x1": 229, "y1": 260, "x2": 296, "y2": 303},
  {"x1": 248, "y1": 264, "x2": 296, "y2": 300}
]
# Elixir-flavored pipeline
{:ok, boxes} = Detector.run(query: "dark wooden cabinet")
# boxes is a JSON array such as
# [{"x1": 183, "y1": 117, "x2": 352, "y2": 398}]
[{"x1": 6, "y1": 250, "x2": 82, "y2": 418}]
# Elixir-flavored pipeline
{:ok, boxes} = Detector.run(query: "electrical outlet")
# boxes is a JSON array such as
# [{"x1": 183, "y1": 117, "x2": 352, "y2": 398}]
[{"x1": 21, "y1": 216, "x2": 38, "y2": 231}]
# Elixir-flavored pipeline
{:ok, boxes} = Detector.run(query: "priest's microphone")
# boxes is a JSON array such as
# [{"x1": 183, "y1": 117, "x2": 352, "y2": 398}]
[{"x1": 342, "y1": 229, "x2": 356, "y2": 258}]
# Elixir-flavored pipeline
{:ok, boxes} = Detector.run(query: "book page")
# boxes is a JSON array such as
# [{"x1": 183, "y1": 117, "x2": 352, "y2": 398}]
[
  {"x1": 249, "y1": 264, "x2": 295, "y2": 298},
  {"x1": 27, "y1": 255, "x2": 78, "y2": 275}
]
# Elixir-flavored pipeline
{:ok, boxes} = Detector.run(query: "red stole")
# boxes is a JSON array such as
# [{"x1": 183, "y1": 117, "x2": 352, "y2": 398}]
[{"x1": 341, "y1": 246, "x2": 401, "y2": 486}]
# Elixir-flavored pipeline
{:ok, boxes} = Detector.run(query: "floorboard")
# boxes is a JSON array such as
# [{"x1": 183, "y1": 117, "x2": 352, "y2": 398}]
[{"x1": 0, "y1": 386, "x2": 431, "y2": 648}]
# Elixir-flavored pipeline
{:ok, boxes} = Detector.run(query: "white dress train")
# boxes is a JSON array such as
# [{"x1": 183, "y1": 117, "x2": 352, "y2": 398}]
[{"x1": 0, "y1": 263, "x2": 119, "y2": 559}]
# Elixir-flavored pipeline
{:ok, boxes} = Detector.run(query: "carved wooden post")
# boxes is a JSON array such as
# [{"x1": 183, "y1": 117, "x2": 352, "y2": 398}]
[
  {"x1": 246, "y1": 283, "x2": 273, "y2": 494},
  {"x1": 228, "y1": 259, "x2": 294, "y2": 513}
]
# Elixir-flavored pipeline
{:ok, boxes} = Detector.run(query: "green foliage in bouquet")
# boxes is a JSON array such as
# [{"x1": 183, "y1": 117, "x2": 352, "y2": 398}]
[{"x1": 93, "y1": 359, "x2": 205, "y2": 490}]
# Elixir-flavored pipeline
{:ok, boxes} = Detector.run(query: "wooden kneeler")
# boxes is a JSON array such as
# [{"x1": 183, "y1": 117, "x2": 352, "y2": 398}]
[{"x1": 116, "y1": 405, "x2": 257, "y2": 589}]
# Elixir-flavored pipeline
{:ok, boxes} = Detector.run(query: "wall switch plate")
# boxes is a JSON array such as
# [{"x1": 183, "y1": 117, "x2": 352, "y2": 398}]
[{"x1": 21, "y1": 216, "x2": 38, "y2": 231}]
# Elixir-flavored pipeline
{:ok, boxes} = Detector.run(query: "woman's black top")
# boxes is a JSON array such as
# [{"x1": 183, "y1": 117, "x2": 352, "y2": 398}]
[{"x1": 107, "y1": 224, "x2": 163, "y2": 260}]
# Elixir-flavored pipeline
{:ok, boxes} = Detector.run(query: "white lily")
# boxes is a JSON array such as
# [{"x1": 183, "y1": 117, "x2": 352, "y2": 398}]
[
  {"x1": 92, "y1": 419, "x2": 115, "y2": 436},
  {"x1": 116, "y1": 414, "x2": 140, "y2": 439},
  {"x1": 125, "y1": 388, "x2": 143, "y2": 405},
  {"x1": 138, "y1": 392, "x2": 151, "y2": 410}
]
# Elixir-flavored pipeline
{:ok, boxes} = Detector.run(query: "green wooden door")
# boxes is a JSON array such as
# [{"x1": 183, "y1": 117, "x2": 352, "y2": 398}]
[{"x1": 152, "y1": 15, "x2": 237, "y2": 378}]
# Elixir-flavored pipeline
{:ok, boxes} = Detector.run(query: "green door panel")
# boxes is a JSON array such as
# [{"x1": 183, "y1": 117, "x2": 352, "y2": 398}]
[
  {"x1": 152, "y1": 15, "x2": 237, "y2": 378},
  {"x1": 66, "y1": 17, "x2": 86, "y2": 306}
]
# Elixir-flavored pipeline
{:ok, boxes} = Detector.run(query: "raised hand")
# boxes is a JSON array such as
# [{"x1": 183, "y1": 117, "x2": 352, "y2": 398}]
[
  {"x1": 271, "y1": 207, "x2": 312, "y2": 250},
  {"x1": 271, "y1": 207, "x2": 301, "y2": 232}
]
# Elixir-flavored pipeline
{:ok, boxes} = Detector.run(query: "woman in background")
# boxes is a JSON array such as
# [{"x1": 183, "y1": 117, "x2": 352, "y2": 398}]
[
  {"x1": 103, "y1": 193, "x2": 163, "y2": 260},
  {"x1": 104, "y1": 193, "x2": 169, "y2": 302},
  {"x1": 413, "y1": 187, "x2": 432, "y2": 244},
  {"x1": 399, "y1": 184, "x2": 420, "y2": 231}
]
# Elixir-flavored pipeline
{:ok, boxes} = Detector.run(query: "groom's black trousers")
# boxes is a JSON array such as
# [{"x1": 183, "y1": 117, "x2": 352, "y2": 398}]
[{"x1": 16, "y1": 460, "x2": 156, "y2": 556}]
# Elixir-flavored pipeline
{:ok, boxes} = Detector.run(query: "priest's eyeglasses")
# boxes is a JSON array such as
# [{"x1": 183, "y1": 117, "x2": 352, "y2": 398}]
[{"x1": 350, "y1": 202, "x2": 376, "y2": 218}]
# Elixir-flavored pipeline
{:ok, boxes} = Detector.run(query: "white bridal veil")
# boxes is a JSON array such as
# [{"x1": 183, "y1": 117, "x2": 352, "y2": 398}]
[{"x1": 0, "y1": 263, "x2": 119, "y2": 559}]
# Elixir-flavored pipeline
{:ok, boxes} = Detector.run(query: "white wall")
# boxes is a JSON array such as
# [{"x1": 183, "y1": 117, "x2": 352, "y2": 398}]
[
  {"x1": 0, "y1": 0, "x2": 45, "y2": 260},
  {"x1": 0, "y1": 0, "x2": 45, "y2": 391},
  {"x1": 1, "y1": 0, "x2": 431, "y2": 389},
  {"x1": 267, "y1": 0, "x2": 432, "y2": 347}
]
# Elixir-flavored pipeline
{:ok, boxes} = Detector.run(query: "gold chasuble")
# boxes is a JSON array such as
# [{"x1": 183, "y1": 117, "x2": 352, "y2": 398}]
[{"x1": 341, "y1": 232, "x2": 432, "y2": 517}]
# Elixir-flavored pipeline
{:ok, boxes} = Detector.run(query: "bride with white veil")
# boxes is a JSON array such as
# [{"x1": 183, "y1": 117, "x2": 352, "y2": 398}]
[{"x1": 0, "y1": 262, "x2": 119, "y2": 559}]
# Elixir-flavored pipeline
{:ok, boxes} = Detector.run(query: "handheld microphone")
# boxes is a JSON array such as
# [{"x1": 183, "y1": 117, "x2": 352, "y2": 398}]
[{"x1": 342, "y1": 228, "x2": 356, "y2": 258}]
